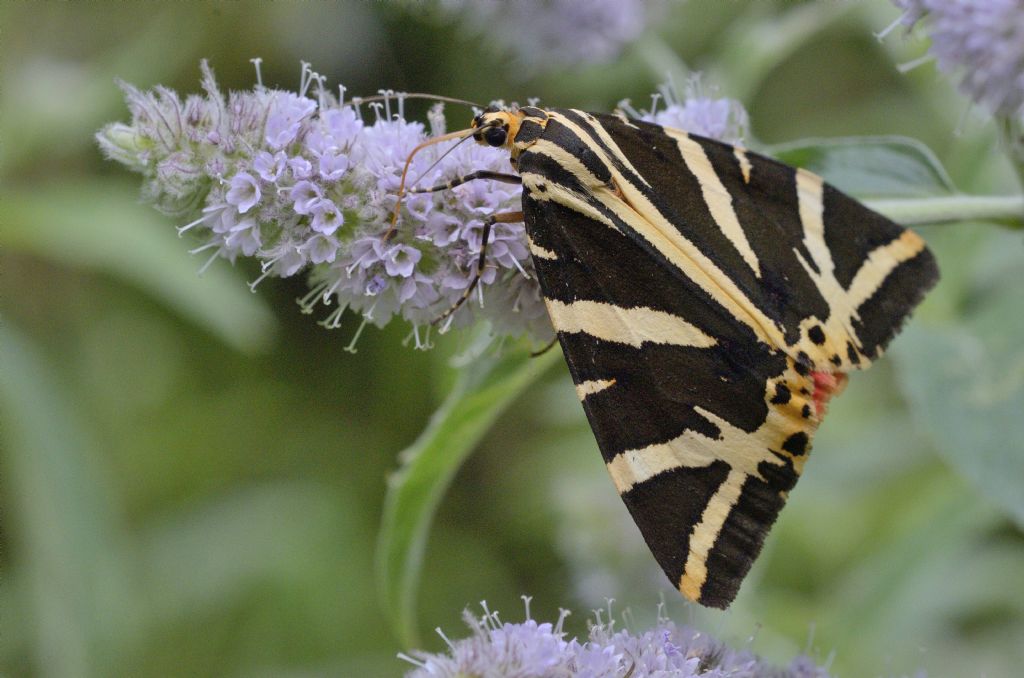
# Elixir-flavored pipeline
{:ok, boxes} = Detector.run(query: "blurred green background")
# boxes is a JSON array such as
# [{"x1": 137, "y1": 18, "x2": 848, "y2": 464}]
[{"x1": 3, "y1": 1, "x2": 1023, "y2": 676}]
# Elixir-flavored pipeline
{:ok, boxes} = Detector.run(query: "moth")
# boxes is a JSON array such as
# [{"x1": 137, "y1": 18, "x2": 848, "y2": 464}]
[{"x1": 395, "y1": 104, "x2": 939, "y2": 608}]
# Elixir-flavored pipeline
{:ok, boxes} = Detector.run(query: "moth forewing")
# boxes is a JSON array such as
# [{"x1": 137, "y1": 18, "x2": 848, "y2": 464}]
[{"x1": 422, "y1": 105, "x2": 938, "y2": 608}]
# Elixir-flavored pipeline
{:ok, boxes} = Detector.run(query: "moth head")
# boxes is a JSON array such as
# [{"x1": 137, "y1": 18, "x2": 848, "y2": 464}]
[{"x1": 471, "y1": 106, "x2": 520, "y2": 150}]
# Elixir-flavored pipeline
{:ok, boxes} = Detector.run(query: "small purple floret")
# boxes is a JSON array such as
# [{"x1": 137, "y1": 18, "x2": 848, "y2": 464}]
[{"x1": 225, "y1": 172, "x2": 260, "y2": 213}]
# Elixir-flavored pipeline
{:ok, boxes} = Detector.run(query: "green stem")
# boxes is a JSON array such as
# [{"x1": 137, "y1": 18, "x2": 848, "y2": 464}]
[
  {"x1": 997, "y1": 116, "x2": 1024, "y2": 193},
  {"x1": 865, "y1": 195, "x2": 1024, "y2": 227}
]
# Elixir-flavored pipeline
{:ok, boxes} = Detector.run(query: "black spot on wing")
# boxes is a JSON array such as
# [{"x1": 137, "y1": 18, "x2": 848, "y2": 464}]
[
  {"x1": 808, "y1": 325, "x2": 826, "y2": 345},
  {"x1": 851, "y1": 246, "x2": 939, "y2": 359},
  {"x1": 770, "y1": 382, "x2": 791, "y2": 405},
  {"x1": 794, "y1": 352, "x2": 811, "y2": 375},
  {"x1": 621, "y1": 460, "x2": 733, "y2": 597},
  {"x1": 782, "y1": 431, "x2": 809, "y2": 455},
  {"x1": 846, "y1": 341, "x2": 861, "y2": 365}
]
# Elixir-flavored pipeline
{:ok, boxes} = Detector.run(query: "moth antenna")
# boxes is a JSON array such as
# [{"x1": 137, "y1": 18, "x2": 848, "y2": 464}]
[
  {"x1": 409, "y1": 132, "x2": 478, "y2": 190},
  {"x1": 384, "y1": 127, "x2": 477, "y2": 241},
  {"x1": 353, "y1": 92, "x2": 482, "y2": 109}
]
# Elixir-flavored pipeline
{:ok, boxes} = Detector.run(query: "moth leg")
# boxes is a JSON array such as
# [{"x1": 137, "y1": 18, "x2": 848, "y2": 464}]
[
  {"x1": 385, "y1": 172, "x2": 521, "y2": 242},
  {"x1": 433, "y1": 210, "x2": 524, "y2": 327},
  {"x1": 408, "y1": 170, "x2": 522, "y2": 194},
  {"x1": 530, "y1": 336, "x2": 559, "y2": 357}
]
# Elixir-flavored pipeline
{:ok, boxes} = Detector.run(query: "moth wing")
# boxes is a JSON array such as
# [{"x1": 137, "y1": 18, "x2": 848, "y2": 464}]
[
  {"x1": 522, "y1": 188, "x2": 820, "y2": 609},
  {"x1": 516, "y1": 109, "x2": 937, "y2": 608},
  {"x1": 557, "y1": 110, "x2": 939, "y2": 373}
]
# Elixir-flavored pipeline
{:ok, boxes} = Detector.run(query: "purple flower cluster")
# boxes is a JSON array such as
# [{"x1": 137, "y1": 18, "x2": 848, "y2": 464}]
[
  {"x1": 97, "y1": 60, "x2": 544, "y2": 347},
  {"x1": 621, "y1": 77, "x2": 749, "y2": 146},
  {"x1": 439, "y1": 0, "x2": 647, "y2": 70},
  {"x1": 890, "y1": 0, "x2": 1024, "y2": 117},
  {"x1": 98, "y1": 61, "x2": 751, "y2": 348},
  {"x1": 401, "y1": 600, "x2": 832, "y2": 677}
]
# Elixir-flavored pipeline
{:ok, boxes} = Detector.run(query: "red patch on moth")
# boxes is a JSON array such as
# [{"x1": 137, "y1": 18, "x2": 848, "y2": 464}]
[{"x1": 811, "y1": 371, "x2": 848, "y2": 417}]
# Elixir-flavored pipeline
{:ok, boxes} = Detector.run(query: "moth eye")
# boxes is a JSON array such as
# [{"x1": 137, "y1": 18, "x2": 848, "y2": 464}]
[{"x1": 483, "y1": 126, "x2": 507, "y2": 147}]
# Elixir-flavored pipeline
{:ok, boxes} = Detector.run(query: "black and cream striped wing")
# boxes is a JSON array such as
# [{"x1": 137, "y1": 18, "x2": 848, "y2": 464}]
[{"x1": 516, "y1": 109, "x2": 938, "y2": 608}]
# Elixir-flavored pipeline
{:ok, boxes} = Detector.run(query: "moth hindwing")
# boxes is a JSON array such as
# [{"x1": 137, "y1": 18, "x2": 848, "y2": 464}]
[{"x1": 450, "y1": 106, "x2": 938, "y2": 608}]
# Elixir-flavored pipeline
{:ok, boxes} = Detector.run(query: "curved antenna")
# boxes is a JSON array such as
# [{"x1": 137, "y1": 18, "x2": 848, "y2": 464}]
[
  {"x1": 351, "y1": 92, "x2": 482, "y2": 109},
  {"x1": 383, "y1": 127, "x2": 478, "y2": 241},
  {"x1": 410, "y1": 132, "x2": 479, "y2": 190}
]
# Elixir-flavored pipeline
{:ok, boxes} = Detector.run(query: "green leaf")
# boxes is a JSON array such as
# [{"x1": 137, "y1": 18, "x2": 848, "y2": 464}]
[
  {"x1": 0, "y1": 323, "x2": 135, "y2": 676},
  {"x1": 0, "y1": 8, "x2": 204, "y2": 171},
  {"x1": 139, "y1": 482, "x2": 367, "y2": 623},
  {"x1": 376, "y1": 339, "x2": 560, "y2": 647},
  {"x1": 767, "y1": 136, "x2": 957, "y2": 198},
  {"x1": 815, "y1": 467, "x2": 1002, "y2": 674},
  {"x1": 893, "y1": 284, "x2": 1024, "y2": 528},
  {"x1": 1, "y1": 181, "x2": 275, "y2": 353}
]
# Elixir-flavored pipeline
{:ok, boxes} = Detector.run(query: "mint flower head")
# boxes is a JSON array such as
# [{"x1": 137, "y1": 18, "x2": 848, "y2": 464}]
[
  {"x1": 97, "y1": 61, "x2": 543, "y2": 348},
  {"x1": 622, "y1": 77, "x2": 750, "y2": 146},
  {"x1": 400, "y1": 599, "x2": 833, "y2": 677},
  {"x1": 440, "y1": 0, "x2": 647, "y2": 69},
  {"x1": 891, "y1": 0, "x2": 1024, "y2": 117},
  {"x1": 98, "y1": 61, "x2": 751, "y2": 349}
]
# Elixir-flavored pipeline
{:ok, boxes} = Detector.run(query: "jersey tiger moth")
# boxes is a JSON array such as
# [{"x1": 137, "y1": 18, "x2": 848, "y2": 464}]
[{"x1": 394, "y1": 104, "x2": 939, "y2": 608}]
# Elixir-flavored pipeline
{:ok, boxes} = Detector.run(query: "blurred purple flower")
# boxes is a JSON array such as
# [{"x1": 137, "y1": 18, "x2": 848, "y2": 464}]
[
  {"x1": 891, "y1": 0, "x2": 1024, "y2": 117},
  {"x1": 889, "y1": 0, "x2": 928, "y2": 31},
  {"x1": 400, "y1": 599, "x2": 834, "y2": 678},
  {"x1": 439, "y1": 0, "x2": 648, "y2": 70},
  {"x1": 622, "y1": 76, "x2": 749, "y2": 146},
  {"x1": 365, "y1": 274, "x2": 388, "y2": 296}
]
